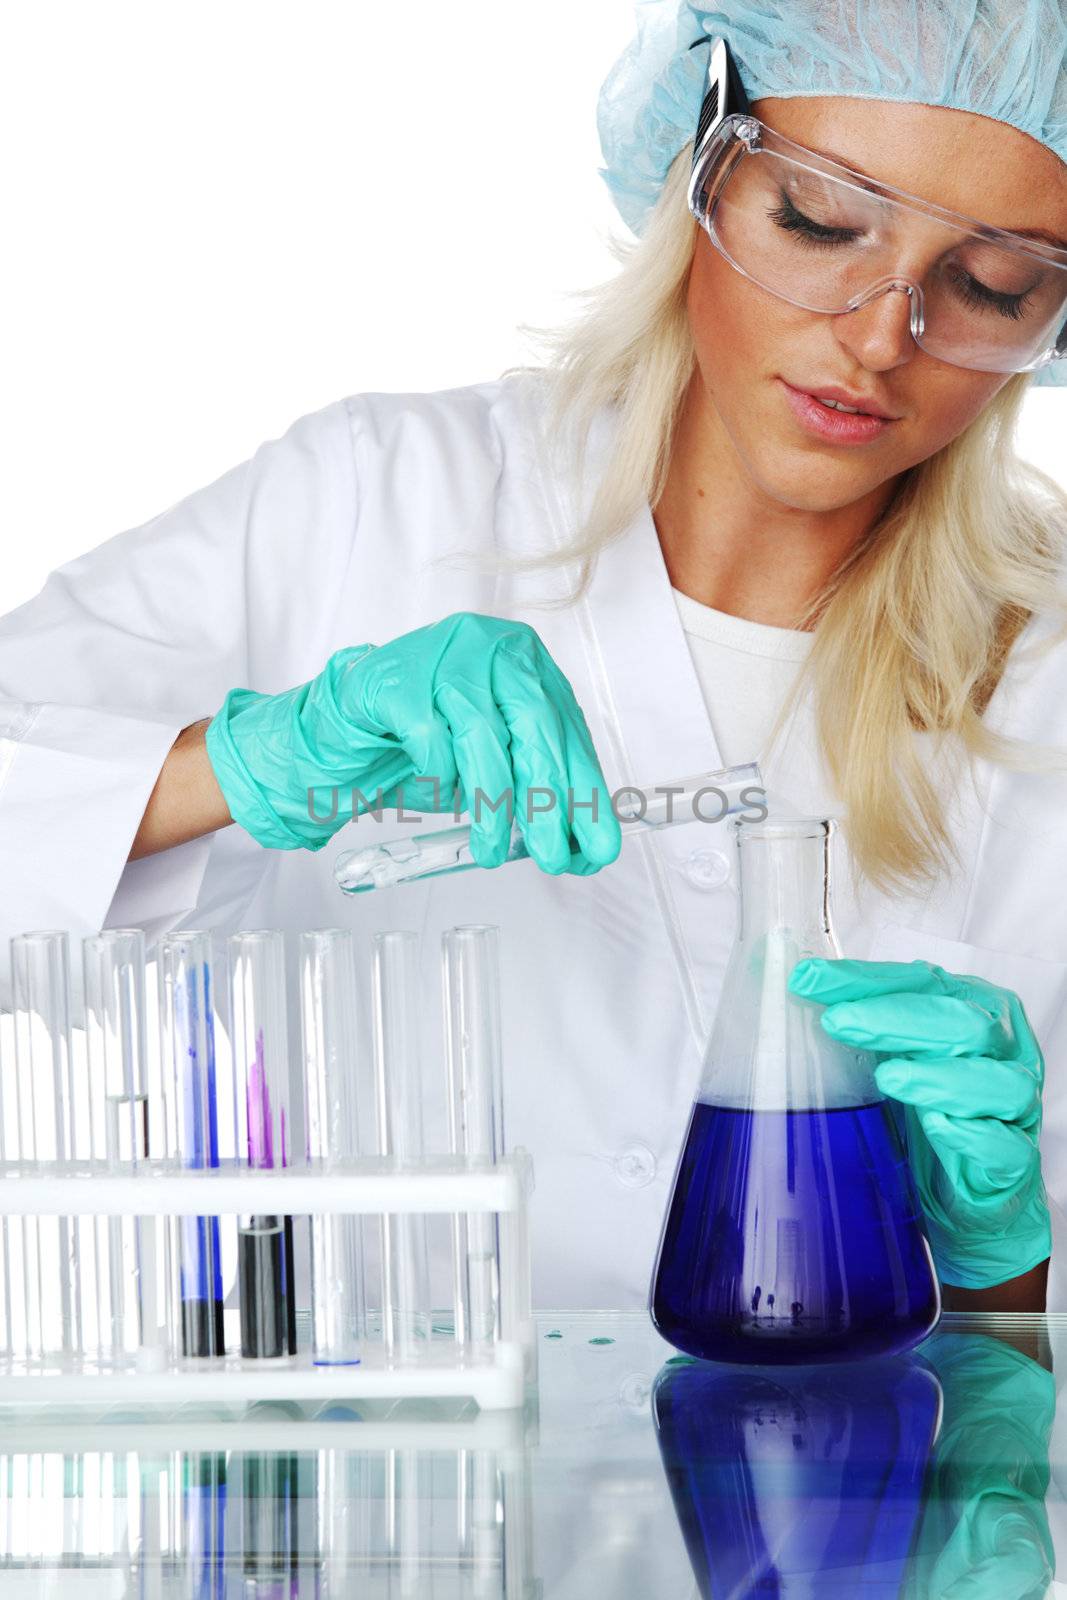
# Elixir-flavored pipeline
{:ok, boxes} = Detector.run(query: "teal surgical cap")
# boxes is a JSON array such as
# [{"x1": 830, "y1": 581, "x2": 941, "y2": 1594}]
[{"x1": 597, "y1": 1, "x2": 1067, "y2": 385}]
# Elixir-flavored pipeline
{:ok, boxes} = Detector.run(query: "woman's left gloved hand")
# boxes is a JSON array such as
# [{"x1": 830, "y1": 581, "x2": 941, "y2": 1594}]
[
  {"x1": 787, "y1": 957, "x2": 1051, "y2": 1290},
  {"x1": 910, "y1": 1332, "x2": 1055, "y2": 1600}
]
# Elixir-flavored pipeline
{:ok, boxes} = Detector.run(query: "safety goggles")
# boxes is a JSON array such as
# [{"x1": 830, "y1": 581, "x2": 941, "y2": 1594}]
[{"x1": 687, "y1": 37, "x2": 1067, "y2": 378}]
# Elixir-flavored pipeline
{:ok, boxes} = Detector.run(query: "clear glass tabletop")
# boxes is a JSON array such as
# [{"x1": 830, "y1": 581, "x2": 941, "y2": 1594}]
[{"x1": 2, "y1": 1309, "x2": 1066, "y2": 1597}]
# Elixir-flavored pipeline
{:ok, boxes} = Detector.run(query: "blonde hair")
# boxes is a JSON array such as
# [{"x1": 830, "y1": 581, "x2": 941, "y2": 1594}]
[{"x1": 493, "y1": 145, "x2": 1067, "y2": 896}]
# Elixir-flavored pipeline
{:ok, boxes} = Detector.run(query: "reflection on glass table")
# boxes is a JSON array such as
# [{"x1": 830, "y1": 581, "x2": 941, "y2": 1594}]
[
  {"x1": 653, "y1": 1323, "x2": 1057, "y2": 1600},
  {"x1": 654, "y1": 1354, "x2": 942, "y2": 1595},
  {"x1": 0, "y1": 1396, "x2": 532, "y2": 1598},
  {"x1": 0, "y1": 1313, "x2": 1064, "y2": 1598}
]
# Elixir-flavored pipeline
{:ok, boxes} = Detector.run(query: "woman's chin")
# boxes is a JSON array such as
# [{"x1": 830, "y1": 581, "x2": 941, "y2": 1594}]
[{"x1": 746, "y1": 452, "x2": 881, "y2": 513}]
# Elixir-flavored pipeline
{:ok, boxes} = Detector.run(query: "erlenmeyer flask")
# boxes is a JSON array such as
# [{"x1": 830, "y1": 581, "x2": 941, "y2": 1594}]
[{"x1": 650, "y1": 815, "x2": 941, "y2": 1364}]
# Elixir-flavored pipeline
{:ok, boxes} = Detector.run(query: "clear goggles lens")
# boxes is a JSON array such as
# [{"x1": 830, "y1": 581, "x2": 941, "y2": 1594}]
[{"x1": 689, "y1": 116, "x2": 1067, "y2": 376}]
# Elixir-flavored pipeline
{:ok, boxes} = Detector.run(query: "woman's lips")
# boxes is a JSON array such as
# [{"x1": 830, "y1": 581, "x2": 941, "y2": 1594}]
[{"x1": 779, "y1": 379, "x2": 897, "y2": 445}]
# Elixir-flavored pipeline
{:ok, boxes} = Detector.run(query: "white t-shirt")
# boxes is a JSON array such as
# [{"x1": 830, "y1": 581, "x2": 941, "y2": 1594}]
[{"x1": 670, "y1": 584, "x2": 815, "y2": 769}]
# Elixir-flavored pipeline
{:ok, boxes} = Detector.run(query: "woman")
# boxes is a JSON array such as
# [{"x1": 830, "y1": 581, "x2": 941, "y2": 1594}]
[{"x1": 1, "y1": 0, "x2": 1066, "y2": 1316}]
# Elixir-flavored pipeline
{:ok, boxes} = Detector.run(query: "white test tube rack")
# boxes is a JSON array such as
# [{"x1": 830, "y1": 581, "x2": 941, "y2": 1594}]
[{"x1": 0, "y1": 1152, "x2": 536, "y2": 1410}]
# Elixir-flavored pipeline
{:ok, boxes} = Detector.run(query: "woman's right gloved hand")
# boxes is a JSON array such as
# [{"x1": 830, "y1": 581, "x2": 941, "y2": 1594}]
[{"x1": 205, "y1": 611, "x2": 623, "y2": 874}]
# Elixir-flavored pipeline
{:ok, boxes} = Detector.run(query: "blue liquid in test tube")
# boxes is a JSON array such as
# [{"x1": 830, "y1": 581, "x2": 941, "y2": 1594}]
[{"x1": 185, "y1": 1451, "x2": 227, "y2": 1600}]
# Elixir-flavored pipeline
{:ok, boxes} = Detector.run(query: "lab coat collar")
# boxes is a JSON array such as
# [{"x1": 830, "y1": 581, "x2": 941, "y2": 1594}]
[
  {"x1": 578, "y1": 497, "x2": 727, "y2": 796},
  {"x1": 518, "y1": 378, "x2": 726, "y2": 798},
  {"x1": 516, "y1": 378, "x2": 736, "y2": 1051}
]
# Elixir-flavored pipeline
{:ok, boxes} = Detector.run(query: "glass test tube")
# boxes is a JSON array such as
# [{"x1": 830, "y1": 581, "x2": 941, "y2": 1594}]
[
  {"x1": 372, "y1": 931, "x2": 431, "y2": 1358},
  {"x1": 83, "y1": 928, "x2": 162, "y2": 1369},
  {"x1": 0, "y1": 1014, "x2": 16, "y2": 1361},
  {"x1": 442, "y1": 926, "x2": 505, "y2": 1349},
  {"x1": 300, "y1": 929, "x2": 367, "y2": 1366},
  {"x1": 466, "y1": 1449, "x2": 504, "y2": 1600},
  {"x1": 230, "y1": 930, "x2": 297, "y2": 1361},
  {"x1": 184, "y1": 1451, "x2": 227, "y2": 1599},
  {"x1": 238, "y1": 1446, "x2": 301, "y2": 1598},
  {"x1": 132, "y1": 1456, "x2": 167, "y2": 1600},
  {"x1": 11, "y1": 931, "x2": 81, "y2": 1362},
  {"x1": 160, "y1": 932, "x2": 226, "y2": 1359},
  {"x1": 335, "y1": 760, "x2": 766, "y2": 893},
  {"x1": 316, "y1": 1438, "x2": 373, "y2": 1594},
  {"x1": 385, "y1": 1446, "x2": 423, "y2": 1598}
]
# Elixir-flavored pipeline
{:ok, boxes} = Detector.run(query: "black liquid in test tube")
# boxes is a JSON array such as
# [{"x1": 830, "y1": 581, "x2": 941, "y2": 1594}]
[
  {"x1": 238, "y1": 1215, "x2": 297, "y2": 1360},
  {"x1": 229, "y1": 931, "x2": 297, "y2": 1360},
  {"x1": 242, "y1": 1447, "x2": 300, "y2": 1590}
]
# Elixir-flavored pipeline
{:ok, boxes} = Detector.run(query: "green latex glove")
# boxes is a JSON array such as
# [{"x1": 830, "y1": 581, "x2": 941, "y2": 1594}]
[
  {"x1": 205, "y1": 612, "x2": 623, "y2": 872},
  {"x1": 787, "y1": 957, "x2": 1051, "y2": 1290},
  {"x1": 906, "y1": 1332, "x2": 1054, "y2": 1600}
]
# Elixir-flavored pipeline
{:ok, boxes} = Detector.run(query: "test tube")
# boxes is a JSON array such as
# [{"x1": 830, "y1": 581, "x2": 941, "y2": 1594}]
[
  {"x1": 371, "y1": 931, "x2": 430, "y2": 1358},
  {"x1": 300, "y1": 929, "x2": 366, "y2": 1366},
  {"x1": 159, "y1": 931, "x2": 226, "y2": 1359},
  {"x1": 183, "y1": 1452, "x2": 227, "y2": 1599},
  {"x1": 239, "y1": 1446, "x2": 301, "y2": 1597},
  {"x1": 82, "y1": 929, "x2": 161, "y2": 1369},
  {"x1": 335, "y1": 760, "x2": 766, "y2": 893},
  {"x1": 385, "y1": 1447, "x2": 424, "y2": 1597},
  {"x1": 442, "y1": 926, "x2": 505, "y2": 1349},
  {"x1": 11, "y1": 930, "x2": 80, "y2": 1361},
  {"x1": 0, "y1": 1019, "x2": 17, "y2": 1362},
  {"x1": 230, "y1": 930, "x2": 297, "y2": 1361},
  {"x1": 469, "y1": 1449, "x2": 504, "y2": 1600},
  {"x1": 316, "y1": 1438, "x2": 372, "y2": 1594}
]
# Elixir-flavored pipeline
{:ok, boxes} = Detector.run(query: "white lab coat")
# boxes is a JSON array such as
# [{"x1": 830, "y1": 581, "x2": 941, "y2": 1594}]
[{"x1": 2, "y1": 370, "x2": 1067, "y2": 1310}]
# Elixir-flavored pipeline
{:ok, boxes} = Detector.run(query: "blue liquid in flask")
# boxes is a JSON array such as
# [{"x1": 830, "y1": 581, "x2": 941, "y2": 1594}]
[{"x1": 651, "y1": 1098, "x2": 940, "y2": 1365}]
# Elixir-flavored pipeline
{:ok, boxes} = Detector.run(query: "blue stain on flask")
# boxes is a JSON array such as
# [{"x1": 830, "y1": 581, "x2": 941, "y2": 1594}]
[{"x1": 650, "y1": 816, "x2": 941, "y2": 1365}]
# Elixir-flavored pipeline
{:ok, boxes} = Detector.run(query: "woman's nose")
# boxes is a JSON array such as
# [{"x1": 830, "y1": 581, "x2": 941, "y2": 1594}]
[{"x1": 832, "y1": 282, "x2": 918, "y2": 372}]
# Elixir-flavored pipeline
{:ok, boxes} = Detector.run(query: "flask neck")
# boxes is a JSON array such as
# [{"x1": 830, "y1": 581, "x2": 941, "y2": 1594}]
[
  {"x1": 736, "y1": 822, "x2": 839, "y2": 956},
  {"x1": 699, "y1": 817, "x2": 878, "y2": 1112}
]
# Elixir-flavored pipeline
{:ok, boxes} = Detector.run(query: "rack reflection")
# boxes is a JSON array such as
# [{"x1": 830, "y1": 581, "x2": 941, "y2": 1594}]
[{"x1": 0, "y1": 1400, "x2": 535, "y2": 1598}]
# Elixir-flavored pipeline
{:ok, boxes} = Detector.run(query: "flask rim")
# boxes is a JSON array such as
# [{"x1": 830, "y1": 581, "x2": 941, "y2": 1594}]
[{"x1": 732, "y1": 815, "x2": 837, "y2": 841}]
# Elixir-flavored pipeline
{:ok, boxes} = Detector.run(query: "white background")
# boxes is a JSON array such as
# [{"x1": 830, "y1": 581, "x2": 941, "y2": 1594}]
[
  {"x1": 1, "y1": 0, "x2": 1063, "y2": 613},
  {"x1": 0, "y1": 1, "x2": 635, "y2": 609}
]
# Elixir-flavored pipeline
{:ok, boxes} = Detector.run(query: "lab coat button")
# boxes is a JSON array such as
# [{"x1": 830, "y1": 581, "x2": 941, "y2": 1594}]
[
  {"x1": 613, "y1": 1144, "x2": 657, "y2": 1188},
  {"x1": 683, "y1": 847, "x2": 731, "y2": 889}
]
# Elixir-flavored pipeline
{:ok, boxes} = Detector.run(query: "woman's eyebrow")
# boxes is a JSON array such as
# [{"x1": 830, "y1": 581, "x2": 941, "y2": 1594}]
[{"x1": 801, "y1": 136, "x2": 1067, "y2": 250}]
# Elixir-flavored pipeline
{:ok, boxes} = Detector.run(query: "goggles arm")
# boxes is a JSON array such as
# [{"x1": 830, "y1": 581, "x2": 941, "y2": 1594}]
[{"x1": 689, "y1": 35, "x2": 751, "y2": 171}]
